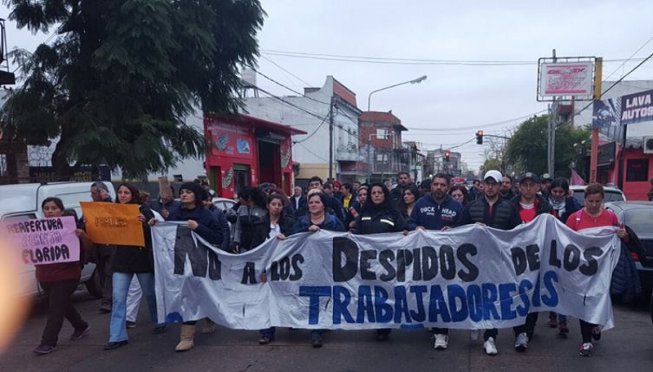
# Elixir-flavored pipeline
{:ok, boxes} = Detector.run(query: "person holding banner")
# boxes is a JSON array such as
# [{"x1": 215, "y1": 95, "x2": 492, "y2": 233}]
[
  {"x1": 400, "y1": 183, "x2": 419, "y2": 220},
  {"x1": 33, "y1": 197, "x2": 92, "y2": 355},
  {"x1": 258, "y1": 193, "x2": 297, "y2": 345},
  {"x1": 105, "y1": 183, "x2": 167, "y2": 351},
  {"x1": 292, "y1": 190, "x2": 345, "y2": 347},
  {"x1": 547, "y1": 177, "x2": 582, "y2": 335},
  {"x1": 166, "y1": 182, "x2": 223, "y2": 352},
  {"x1": 460, "y1": 170, "x2": 521, "y2": 355},
  {"x1": 89, "y1": 181, "x2": 116, "y2": 314},
  {"x1": 565, "y1": 183, "x2": 627, "y2": 357},
  {"x1": 407, "y1": 174, "x2": 463, "y2": 350},
  {"x1": 233, "y1": 187, "x2": 268, "y2": 253},
  {"x1": 510, "y1": 172, "x2": 553, "y2": 352},
  {"x1": 353, "y1": 183, "x2": 406, "y2": 341}
]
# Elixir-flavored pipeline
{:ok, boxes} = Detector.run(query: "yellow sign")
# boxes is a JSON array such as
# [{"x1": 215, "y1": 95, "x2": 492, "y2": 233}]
[{"x1": 80, "y1": 202, "x2": 145, "y2": 247}]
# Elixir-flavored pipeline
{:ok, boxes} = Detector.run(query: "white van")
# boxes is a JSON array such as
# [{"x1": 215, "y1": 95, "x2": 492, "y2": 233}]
[{"x1": 0, "y1": 181, "x2": 116, "y2": 298}]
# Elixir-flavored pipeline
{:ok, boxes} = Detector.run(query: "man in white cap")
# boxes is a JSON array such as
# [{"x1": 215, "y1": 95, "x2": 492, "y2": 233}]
[{"x1": 460, "y1": 170, "x2": 521, "y2": 355}]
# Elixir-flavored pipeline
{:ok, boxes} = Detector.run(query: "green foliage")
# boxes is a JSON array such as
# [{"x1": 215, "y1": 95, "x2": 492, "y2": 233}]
[
  {"x1": 504, "y1": 115, "x2": 590, "y2": 178},
  {"x1": 1, "y1": 0, "x2": 265, "y2": 178}
]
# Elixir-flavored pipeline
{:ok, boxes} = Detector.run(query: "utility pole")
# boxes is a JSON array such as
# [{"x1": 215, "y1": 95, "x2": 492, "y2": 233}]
[
  {"x1": 547, "y1": 49, "x2": 557, "y2": 177},
  {"x1": 328, "y1": 97, "x2": 334, "y2": 181}
]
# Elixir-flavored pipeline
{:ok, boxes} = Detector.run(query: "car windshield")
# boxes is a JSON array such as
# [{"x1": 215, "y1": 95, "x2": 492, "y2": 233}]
[
  {"x1": 624, "y1": 208, "x2": 653, "y2": 234},
  {"x1": 573, "y1": 190, "x2": 624, "y2": 206}
]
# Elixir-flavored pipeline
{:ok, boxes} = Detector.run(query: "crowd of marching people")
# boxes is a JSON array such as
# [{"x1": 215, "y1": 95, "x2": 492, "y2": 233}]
[{"x1": 32, "y1": 170, "x2": 632, "y2": 357}]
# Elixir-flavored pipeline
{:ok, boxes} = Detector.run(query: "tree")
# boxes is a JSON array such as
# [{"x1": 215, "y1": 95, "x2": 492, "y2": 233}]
[
  {"x1": 1, "y1": 0, "x2": 265, "y2": 178},
  {"x1": 504, "y1": 115, "x2": 590, "y2": 179}
]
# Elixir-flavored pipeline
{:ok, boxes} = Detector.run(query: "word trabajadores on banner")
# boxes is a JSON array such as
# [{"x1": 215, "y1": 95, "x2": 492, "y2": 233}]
[
  {"x1": 4, "y1": 216, "x2": 80, "y2": 265},
  {"x1": 80, "y1": 202, "x2": 144, "y2": 247},
  {"x1": 151, "y1": 214, "x2": 620, "y2": 331}
]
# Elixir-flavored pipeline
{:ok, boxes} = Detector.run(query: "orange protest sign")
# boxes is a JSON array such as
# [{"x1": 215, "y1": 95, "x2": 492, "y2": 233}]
[{"x1": 80, "y1": 202, "x2": 145, "y2": 247}]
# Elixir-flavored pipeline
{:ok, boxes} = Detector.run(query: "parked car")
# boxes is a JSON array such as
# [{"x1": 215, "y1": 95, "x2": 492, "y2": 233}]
[
  {"x1": 212, "y1": 197, "x2": 236, "y2": 212},
  {"x1": 0, "y1": 181, "x2": 116, "y2": 299},
  {"x1": 571, "y1": 185, "x2": 626, "y2": 206},
  {"x1": 605, "y1": 201, "x2": 653, "y2": 303}
]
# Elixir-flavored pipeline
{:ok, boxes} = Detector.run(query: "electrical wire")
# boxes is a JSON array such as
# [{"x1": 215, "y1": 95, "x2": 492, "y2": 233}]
[
  {"x1": 262, "y1": 49, "x2": 648, "y2": 67},
  {"x1": 260, "y1": 55, "x2": 312, "y2": 86}
]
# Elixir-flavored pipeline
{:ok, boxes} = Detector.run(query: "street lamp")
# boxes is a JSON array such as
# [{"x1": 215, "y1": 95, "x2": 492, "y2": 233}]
[{"x1": 367, "y1": 75, "x2": 427, "y2": 111}]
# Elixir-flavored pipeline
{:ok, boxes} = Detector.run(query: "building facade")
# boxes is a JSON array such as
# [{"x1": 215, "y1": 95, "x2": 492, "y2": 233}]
[{"x1": 243, "y1": 76, "x2": 362, "y2": 184}]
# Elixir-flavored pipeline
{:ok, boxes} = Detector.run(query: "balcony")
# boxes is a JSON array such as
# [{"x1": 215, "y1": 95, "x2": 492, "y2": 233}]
[{"x1": 335, "y1": 144, "x2": 359, "y2": 162}]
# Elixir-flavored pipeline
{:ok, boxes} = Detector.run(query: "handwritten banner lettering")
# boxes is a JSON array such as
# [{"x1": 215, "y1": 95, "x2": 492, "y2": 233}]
[
  {"x1": 80, "y1": 202, "x2": 144, "y2": 247},
  {"x1": 152, "y1": 215, "x2": 619, "y2": 330},
  {"x1": 5, "y1": 216, "x2": 80, "y2": 265}
]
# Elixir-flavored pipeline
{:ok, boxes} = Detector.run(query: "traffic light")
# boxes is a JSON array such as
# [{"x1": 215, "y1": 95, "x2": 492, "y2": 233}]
[
  {"x1": 444, "y1": 151, "x2": 450, "y2": 162},
  {"x1": 476, "y1": 130, "x2": 484, "y2": 144}
]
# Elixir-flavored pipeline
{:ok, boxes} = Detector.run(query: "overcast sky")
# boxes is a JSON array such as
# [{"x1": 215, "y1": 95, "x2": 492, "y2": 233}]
[{"x1": 4, "y1": 0, "x2": 653, "y2": 170}]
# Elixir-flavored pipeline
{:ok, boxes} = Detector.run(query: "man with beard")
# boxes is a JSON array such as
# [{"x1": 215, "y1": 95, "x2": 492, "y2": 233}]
[
  {"x1": 407, "y1": 173, "x2": 463, "y2": 351},
  {"x1": 390, "y1": 171, "x2": 412, "y2": 206},
  {"x1": 500, "y1": 174, "x2": 516, "y2": 200}
]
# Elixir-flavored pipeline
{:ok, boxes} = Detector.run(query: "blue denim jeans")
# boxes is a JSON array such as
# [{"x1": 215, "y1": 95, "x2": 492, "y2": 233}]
[{"x1": 109, "y1": 272, "x2": 161, "y2": 342}]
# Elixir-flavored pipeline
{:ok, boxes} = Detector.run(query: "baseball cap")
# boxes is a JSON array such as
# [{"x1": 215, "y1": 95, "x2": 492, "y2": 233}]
[
  {"x1": 483, "y1": 170, "x2": 502, "y2": 183},
  {"x1": 541, "y1": 173, "x2": 552, "y2": 181},
  {"x1": 519, "y1": 172, "x2": 540, "y2": 184}
]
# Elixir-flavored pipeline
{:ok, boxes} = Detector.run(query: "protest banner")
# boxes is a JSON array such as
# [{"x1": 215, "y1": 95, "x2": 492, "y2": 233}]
[
  {"x1": 80, "y1": 202, "x2": 144, "y2": 246},
  {"x1": 4, "y1": 216, "x2": 80, "y2": 265},
  {"x1": 151, "y1": 214, "x2": 620, "y2": 331}
]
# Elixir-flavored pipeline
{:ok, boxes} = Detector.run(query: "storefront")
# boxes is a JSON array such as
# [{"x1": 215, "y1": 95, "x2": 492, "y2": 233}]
[{"x1": 204, "y1": 114, "x2": 305, "y2": 199}]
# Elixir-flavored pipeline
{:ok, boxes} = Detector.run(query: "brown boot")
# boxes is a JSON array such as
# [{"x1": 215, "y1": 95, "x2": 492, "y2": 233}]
[
  {"x1": 175, "y1": 324, "x2": 196, "y2": 352},
  {"x1": 200, "y1": 319, "x2": 216, "y2": 334}
]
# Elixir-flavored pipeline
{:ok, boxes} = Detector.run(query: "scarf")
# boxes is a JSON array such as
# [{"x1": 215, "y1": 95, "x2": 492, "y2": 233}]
[{"x1": 549, "y1": 196, "x2": 566, "y2": 217}]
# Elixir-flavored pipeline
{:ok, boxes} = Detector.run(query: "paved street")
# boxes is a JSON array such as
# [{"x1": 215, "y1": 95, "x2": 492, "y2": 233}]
[{"x1": 1, "y1": 291, "x2": 652, "y2": 372}]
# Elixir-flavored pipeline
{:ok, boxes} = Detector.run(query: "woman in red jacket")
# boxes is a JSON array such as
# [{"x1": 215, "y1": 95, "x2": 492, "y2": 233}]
[
  {"x1": 565, "y1": 183, "x2": 627, "y2": 357},
  {"x1": 33, "y1": 197, "x2": 91, "y2": 355}
]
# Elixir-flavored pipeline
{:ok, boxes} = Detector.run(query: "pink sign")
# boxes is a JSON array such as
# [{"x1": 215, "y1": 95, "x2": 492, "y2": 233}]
[{"x1": 5, "y1": 216, "x2": 80, "y2": 266}]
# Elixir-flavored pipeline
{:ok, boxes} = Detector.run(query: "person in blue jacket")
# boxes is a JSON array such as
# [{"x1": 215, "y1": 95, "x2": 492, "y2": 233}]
[
  {"x1": 292, "y1": 190, "x2": 344, "y2": 348},
  {"x1": 408, "y1": 173, "x2": 463, "y2": 350},
  {"x1": 166, "y1": 182, "x2": 222, "y2": 352}
]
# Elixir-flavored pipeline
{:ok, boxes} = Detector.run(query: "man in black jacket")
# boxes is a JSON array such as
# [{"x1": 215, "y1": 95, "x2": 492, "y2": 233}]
[
  {"x1": 390, "y1": 171, "x2": 411, "y2": 206},
  {"x1": 90, "y1": 181, "x2": 116, "y2": 313},
  {"x1": 461, "y1": 170, "x2": 521, "y2": 356}
]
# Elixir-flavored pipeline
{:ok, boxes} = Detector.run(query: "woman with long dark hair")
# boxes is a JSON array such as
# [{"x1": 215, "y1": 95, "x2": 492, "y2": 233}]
[
  {"x1": 401, "y1": 183, "x2": 420, "y2": 219},
  {"x1": 354, "y1": 183, "x2": 405, "y2": 341},
  {"x1": 258, "y1": 193, "x2": 296, "y2": 345},
  {"x1": 32, "y1": 197, "x2": 92, "y2": 355},
  {"x1": 105, "y1": 183, "x2": 166, "y2": 351},
  {"x1": 292, "y1": 190, "x2": 345, "y2": 347}
]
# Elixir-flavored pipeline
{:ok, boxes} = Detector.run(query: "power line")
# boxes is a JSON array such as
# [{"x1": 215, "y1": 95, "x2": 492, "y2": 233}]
[
  {"x1": 577, "y1": 49, "x2": 653, "y2": 114},
  {"x1": 262, "y1": 49, "x2": 648, "y2": 67},
  {"x1": 253, "y1": 84, "x2": 327, "y2": 121},
  {"x1": 404, "y1": 110, "x2": 547, "y2": 132},
  {"x1": 293, "y1": 113, "x2": 329, "y2": 144},
  {"x1": 260, "y1": 54, "x2": 312, "y2": 86},
  {"x1": 603, "y1": 34, "x2": 653, "y2": 81},
  {"x1": 252, "y1": 68, "x2": 331, "y2": 106}
]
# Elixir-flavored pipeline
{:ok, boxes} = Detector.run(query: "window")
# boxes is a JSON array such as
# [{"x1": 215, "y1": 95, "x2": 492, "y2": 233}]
[
  {"x1": 376, "y1": 128, "x2": 387, "y2": 139},
  {"x1": 376, "y1": 154, "x2": 388, "y2": 162},
  {"x1": 626, "y1": 159, "x2": 649, "y2": 182}
]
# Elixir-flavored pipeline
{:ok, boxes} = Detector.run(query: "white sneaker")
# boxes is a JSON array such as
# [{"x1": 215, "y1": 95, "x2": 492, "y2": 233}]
[
  {"x1": 470, "y1": 329, "x2": 480, "y2": 341},
  {"x1": 433, "y1": 334, "x2": 448, "y2": 350},
  {"x1": 484, "y1": 337, "x2": 498, "y2": 355},
  {"x1": 514, "y1": 332, "x2": 529, "y2": 352}
]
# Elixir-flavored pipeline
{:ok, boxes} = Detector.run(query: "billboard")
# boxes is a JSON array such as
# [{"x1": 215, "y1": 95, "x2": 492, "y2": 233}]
[
  {"x1": 620, "y1": 89, "x2": 653, "y2": 125},
  {"x1": 537, "y1": 60, "x2": 595, "y2": 101}
]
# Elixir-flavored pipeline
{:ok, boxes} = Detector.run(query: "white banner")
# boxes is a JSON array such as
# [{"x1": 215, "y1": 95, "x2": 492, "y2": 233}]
[{"x1": 152, "y1": 214, "x2": 620, "y2": 330}]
